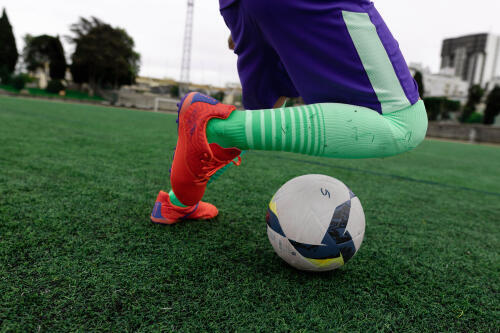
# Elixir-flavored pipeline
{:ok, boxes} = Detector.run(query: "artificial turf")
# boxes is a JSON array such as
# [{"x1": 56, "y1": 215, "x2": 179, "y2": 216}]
[{"x1": 0, "y1": 96, "x2": 498, "y2": 331}]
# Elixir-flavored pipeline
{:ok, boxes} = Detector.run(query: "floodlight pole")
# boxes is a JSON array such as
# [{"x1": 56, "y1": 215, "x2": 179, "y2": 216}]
[{"x1": 180, "y1": 0, "x2": 194, "y2": 96}]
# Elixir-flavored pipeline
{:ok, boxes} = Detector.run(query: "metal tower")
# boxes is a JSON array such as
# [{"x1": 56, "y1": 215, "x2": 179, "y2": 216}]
[{"x1": 180, "y1": 0, "x2": 194, "y2": 93}]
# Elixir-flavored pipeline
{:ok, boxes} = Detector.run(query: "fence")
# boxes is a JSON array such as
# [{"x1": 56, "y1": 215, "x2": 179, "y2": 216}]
[
  {"x1": 116, "y1": 90, "x2": 179, "y2": 112},
  {"x1": 427, "y1": 122, "x2": 500, "y2": 144}
]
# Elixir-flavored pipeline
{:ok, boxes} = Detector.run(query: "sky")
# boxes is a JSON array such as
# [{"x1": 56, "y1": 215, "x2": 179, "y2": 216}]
[{"x1": 2, "y1": 0, "x2": 500, "y2": 87}]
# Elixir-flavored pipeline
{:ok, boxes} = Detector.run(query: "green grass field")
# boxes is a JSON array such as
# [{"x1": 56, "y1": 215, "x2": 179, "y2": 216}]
[{"x1": 1, "y1": 96, "x2": 499, "y2": 331}]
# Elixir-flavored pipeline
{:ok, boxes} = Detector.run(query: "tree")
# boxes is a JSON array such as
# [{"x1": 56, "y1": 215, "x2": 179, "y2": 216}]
[
  {"x1": 211, "y1": 90, "x2": 225, "y2": 102},
  {"x1": 483, "y1": 86, "x2": 500, "y2": 125},
  {"x1": 10, "y1": 73, "x2": 28, "y2": 90},
  {"x1": 413, "y1": 71, "x2": 425, "y2": 98},
  {"x1": 0, "y1": 8, "x2": 18, "y2": 82},
  {"x1": 170, "y1": 84, "x2": 179, "y2": 98},
  {"x1": 68, "y1": 17, "x2": 140, "y2": 93},
  {"x1": 423, "y1": 97, "x2": 460, "y2": 121},
  {"x1": 23, "y1": 34, "x2": 67, "y2": 80},
  {"x1": 49, "y1": 37, "x2": 66, "y2": 80},
  {"x1": 46, "y1": 79, "x2": 65, "y2": 94},
  {"x1": 461, "y1": 84, "x2": 484, "y2": 122}
]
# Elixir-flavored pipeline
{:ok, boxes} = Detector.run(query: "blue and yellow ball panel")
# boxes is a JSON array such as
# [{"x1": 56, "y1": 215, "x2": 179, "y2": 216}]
[
  {"x1": 266, "y1": 199, "x2": 286, "y2": 237},
  {"x1": 267, "y1": 194, "x2": 358, "y2": 268}
]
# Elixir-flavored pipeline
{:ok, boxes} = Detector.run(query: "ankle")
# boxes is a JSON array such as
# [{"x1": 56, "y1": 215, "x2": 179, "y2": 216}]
[
  {"x1": 206, "y1": 110, "x2": 247, "y2": 149},
  {"x1": 169, "y1": 190, "x2": 189, "y2": 207},
  {"x1": 206, "y1": 118, "x2": 230, "y2": 148}
]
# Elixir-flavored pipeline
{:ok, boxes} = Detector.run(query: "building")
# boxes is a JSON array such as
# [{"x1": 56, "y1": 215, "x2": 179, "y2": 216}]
[
  {"x1": 440, "y1": 33, "x2": 500, "y2": 90},
  {"x1": 490, "y1": 77, "x2": 500, "y2": 89},
  {"x1": 28, "y1": 62, "x2": 50, "y2": 89},
  {"x1": 410, "y1": 63, "x2": 469, "y2": 104}
]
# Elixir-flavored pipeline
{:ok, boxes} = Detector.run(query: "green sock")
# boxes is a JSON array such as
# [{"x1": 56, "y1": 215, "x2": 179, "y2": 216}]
[
  {"x1": 206, "y1": 101, "x2": 427, "y2": 159},
  {"x1": 206, "y1": 111, "x2": 249, "y2": 150},
  {"x1": 169, "y1": 190, "x2": 188, "y2": 207}
]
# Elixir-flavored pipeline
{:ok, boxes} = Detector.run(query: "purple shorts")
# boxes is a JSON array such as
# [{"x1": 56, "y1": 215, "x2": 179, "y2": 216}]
[{"x1": 219, "y1": 0, "x2": 419, "y2": 113}]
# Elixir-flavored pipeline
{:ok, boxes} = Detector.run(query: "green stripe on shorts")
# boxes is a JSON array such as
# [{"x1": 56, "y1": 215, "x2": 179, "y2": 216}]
[{"x1": 342, "y1": 11, "x2": 410, "y2": 114}]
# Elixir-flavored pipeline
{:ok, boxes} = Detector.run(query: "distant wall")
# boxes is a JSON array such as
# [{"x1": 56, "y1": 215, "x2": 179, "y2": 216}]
[
  {"x1": 427, "y1": 122, "x2": 500, "y2": 144},
  {"x1": 116, "y1": 91, "x2": 178, "y2": 111}
]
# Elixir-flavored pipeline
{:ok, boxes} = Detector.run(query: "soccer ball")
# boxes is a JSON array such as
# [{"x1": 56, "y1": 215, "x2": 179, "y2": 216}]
[{"x1": 266, "y1": 174, "x2": 365, "y2": 272}]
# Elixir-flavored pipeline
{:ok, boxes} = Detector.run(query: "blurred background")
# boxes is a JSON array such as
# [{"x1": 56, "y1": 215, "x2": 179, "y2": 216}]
[{"x1": 1, "y1": 0, "x2": 500, "y2": 133}]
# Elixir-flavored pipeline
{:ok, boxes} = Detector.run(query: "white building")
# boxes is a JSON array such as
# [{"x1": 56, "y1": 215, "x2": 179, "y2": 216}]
[
  {"x1": 440, "y1": 33, "x2": 500, "y2": 90},
  {"x1": 410, "y1": 63, "x2": 469, "y2": 104},
  {"x1": 489, "y1": 77, "x2": 500, "y2": 90}
]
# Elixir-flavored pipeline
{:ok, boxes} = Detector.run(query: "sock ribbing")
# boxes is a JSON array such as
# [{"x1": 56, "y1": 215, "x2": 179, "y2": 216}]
[{"x1": 207, "y1": 105, "x2": 325, "y2": 154}]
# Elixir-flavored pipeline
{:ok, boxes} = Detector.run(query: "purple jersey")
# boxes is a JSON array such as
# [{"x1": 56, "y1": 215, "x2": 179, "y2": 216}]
[{"x1": 219, "y1": 0, "x2": 419, "y2": 113}]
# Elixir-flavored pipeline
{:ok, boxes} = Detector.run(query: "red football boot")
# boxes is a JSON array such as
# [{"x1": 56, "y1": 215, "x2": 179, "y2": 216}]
[
  {"x1": 170, "y1": 93, "x2": 242, "y2": 206},
  {"x1": 150, "y1": 191, "x2": 219, "y2": 225}
]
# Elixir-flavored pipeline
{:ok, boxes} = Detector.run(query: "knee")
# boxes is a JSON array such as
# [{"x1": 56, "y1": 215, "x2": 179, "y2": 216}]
[
  {"x1": 386, "y1": 101, "x2": 428, "y2": 155},
  {"x1": 407, "y1": 102, "x2": 428, "y2": 149}
]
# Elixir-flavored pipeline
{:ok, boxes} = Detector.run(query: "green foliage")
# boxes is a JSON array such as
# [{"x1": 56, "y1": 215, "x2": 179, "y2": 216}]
[
  {"x1": 46, "y1": 80, "x2": 65, "y2": 94},
  {"x1": 23, "y1": 34, "x2": 67, "y2": 80},
  {"x1": 0, "y1": 83, "x2": 18, "y2": 92},
  {"x1": 27, "y1": 87, "x2": 103, "y2": 101},
  {"x1": 0, "y1": 65, "x2": 11, "y2": 84},
  {"x1": 210, "y1": 90, "x2": 225, "y2": 102},
  {"x1": 423, "y1": 97, "x2": 460, "y2": 121},
  {"x1": 0, "y1": 96, "x2": 498, "y2": 331},
  {"x1": 68, "y1": 17, "x2": 140, "y2": 90},
  {"x1": 461, "y1": 84, "x2": 485, "y2": 122},
  {"x1": 464, "y1": 112, "x2": 483, "y2": 124},
  {"x1": 50, "y1": 37, "x2": 67, "y2": 80},
  {"x1": 9, "y1": 75, "x2": 24, "y2": 90},
  {"x1": 466, "y1": 84, "x2": 485, "y2": 106},
  {"x1": 62, "y1": 89, "x2": 104, "y2": 101},
  {"x1": 0, "y1": 84, "x2": 103, "y2": 101},
  {"x1": 23, "y1": 35, "x2": 49, "y2": 71},
  {"x1": 461, "y1": 105, "x2": 475, "y2": 123},
  {"x1": 0, "y1": 8, "x2": 18, "y2": 77},
  {"x1": 483, "y1": 86, "x2": 500, "y2": 125},
  {"x1": 9, "y1": 73, "x2": 31, "y2": 90},
  {"x1": 413, "y1": 70, "x2": 425, "y2": 98},
  {"x1": 170, "y1": 84, "x2": 179, "y2": 98}
]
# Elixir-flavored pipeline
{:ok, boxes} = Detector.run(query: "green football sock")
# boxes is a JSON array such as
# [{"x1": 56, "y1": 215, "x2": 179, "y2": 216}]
[
  {"x1": 206, "y1": 100, "x2": 427, "y2": 159},
  {"x1": 169, "y1": 190, "x2": 188, "y2": 207}
]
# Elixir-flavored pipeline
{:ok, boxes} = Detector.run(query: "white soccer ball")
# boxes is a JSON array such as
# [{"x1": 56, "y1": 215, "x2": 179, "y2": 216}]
[{"x1": 266, "y1": 174, "x2": 365, "y2": 272}]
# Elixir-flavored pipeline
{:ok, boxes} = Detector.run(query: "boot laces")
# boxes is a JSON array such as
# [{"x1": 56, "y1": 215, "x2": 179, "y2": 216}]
[{"x1": 194, "y1": 155, "x2": 242, "y2": 184}]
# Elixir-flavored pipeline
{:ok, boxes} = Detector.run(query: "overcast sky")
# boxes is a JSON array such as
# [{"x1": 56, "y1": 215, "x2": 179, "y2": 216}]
[{"x1": 2, "y1": 0, "x2": 500, "y2": 86}]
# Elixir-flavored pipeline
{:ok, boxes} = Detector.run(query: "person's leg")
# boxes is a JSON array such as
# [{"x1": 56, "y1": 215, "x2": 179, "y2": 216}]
[{"x1": 207, "y1": 100, "x2": 427, "y2": 159}]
